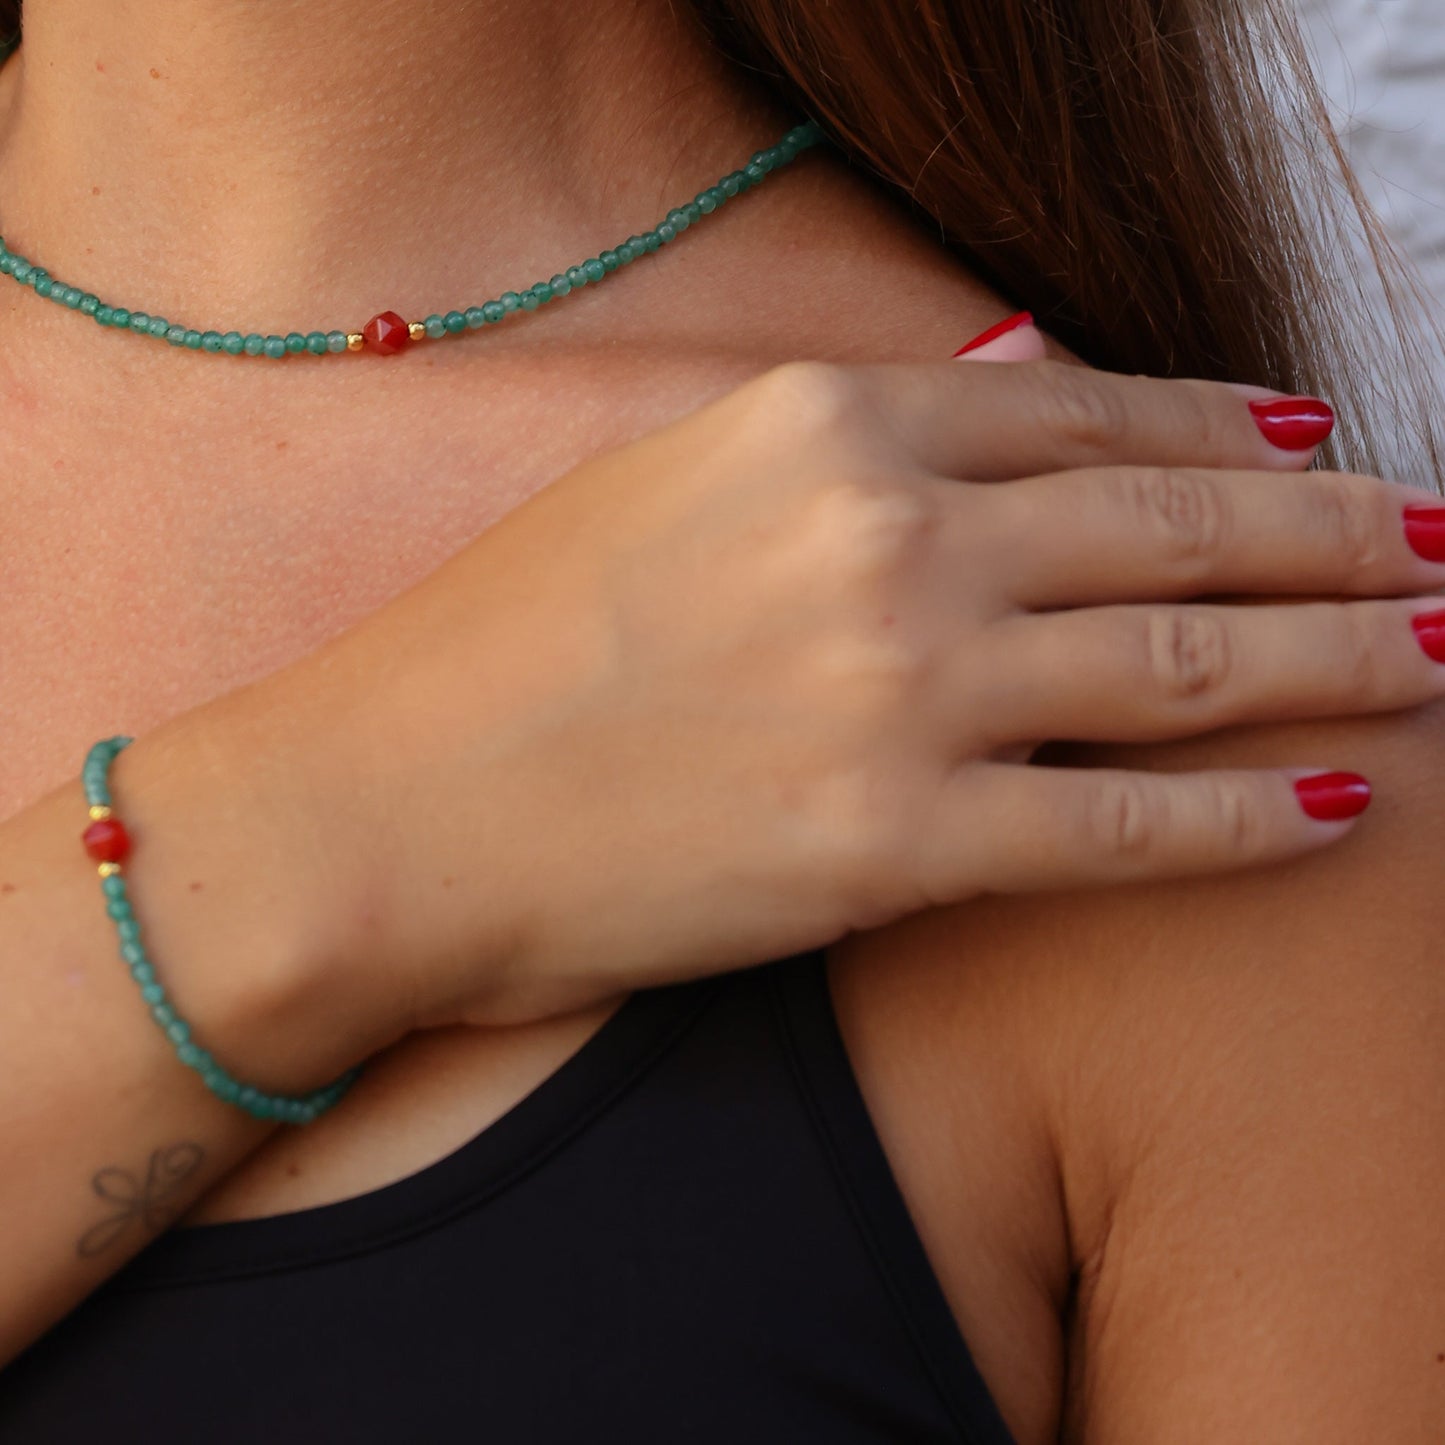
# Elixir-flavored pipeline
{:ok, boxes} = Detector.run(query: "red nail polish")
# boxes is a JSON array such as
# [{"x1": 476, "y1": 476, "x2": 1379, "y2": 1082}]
[
  {"x1": 1295, "y1": 771, "x2": 1371, "y2": 822},
  {"x1": 1248, "y1": 397, "x2": 1335, "y2": 451},
  {"x1": 1412, "y1": 608, "x2": 1445, "y2": 663},
  {"x1": 952, "y1": 311, "x2": 1034, "y2": 357},
  {"x1": 1404, "y1": 505, "x2": 1445, "y2": 563}
]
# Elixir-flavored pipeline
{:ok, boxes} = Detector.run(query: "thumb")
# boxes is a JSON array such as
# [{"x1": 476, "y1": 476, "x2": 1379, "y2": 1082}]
[{"x1": 952, "y1": 311, "x2": 1045, "y2": 363}]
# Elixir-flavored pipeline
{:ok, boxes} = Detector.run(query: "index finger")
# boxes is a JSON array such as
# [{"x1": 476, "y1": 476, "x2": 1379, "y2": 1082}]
[{"x1": 863, "y1": 357, "x2": 1335, "y2": 482}]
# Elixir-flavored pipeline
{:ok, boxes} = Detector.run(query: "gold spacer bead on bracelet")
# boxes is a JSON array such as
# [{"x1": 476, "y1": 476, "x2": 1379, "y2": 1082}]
[
  {"x1": 89, "y1": 804, "x2": 112, "y2": 822},
  {"x1": 346, "y1": 333, "x2": 365, "y2": 353},
  {"x1": 97, "y1": 862, "x2": 122, "y2": 878},
  {"x1": 408, "y1": 321, "x2": 427, "y2": 342}
]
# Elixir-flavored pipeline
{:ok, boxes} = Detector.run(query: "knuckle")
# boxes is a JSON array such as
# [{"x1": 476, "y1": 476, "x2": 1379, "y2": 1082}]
[
  {"x1": 1147, "y1": 607, "x2": 1234, "y2": 701},
  {"x1": 1210, "y1": 779, "x2": 1270, "y2": 857},
  {"x1": 814, "y1": 476, "x2": 942, "y2": 576},
  {"x1": 1088, "y1": 778, "x2": 1160, "y2": 858},
  {"x1": 1039, "y1": 366, "x2": 1129, "y2": 454},
  {"x1": 1313, "y1": 474, "x2": 1384, "y2": 574},
  {"x1": 1125, "y1": 467, "x2": 1230, "y2": 562},
  {"x1": 752, "y1": 360, "x2": 860, "y2": 434}
]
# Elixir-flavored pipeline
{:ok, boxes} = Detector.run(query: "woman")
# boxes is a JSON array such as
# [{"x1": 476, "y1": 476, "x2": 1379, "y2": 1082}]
[{"x1": 0, "y1": 0, "x2": 1439, "y2": 1439}]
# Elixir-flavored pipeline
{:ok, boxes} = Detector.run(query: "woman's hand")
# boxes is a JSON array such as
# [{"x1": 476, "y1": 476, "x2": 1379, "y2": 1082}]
[{"x1": 218, "y1": 357, "x2": 1445, "y2": 1032}]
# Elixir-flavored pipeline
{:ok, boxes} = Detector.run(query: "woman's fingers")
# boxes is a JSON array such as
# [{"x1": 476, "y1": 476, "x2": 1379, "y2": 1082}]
[
  {"x1": 930, "y1": 466, "x2": 1445, "y2": 610},
  {"x1": 864, "y1": 357, "x2": 1334, "y2": 481},
  {"x1": 922, "y1": 762, "x2": 1368, "y2": 897},
  {"x1": 966, "y1": 599, "x2": 1445, "y2": 747}
]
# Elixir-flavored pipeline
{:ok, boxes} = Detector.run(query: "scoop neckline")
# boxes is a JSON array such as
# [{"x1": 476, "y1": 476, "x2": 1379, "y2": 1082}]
[{"x1": 112, "y1": 969, "x2": 736, "y2": 1290}]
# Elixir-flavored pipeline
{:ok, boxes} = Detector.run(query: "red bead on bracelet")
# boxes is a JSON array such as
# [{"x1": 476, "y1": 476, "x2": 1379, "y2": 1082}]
[{"x1": 82, "y1": 814, "x2": 132, "y2": 865}]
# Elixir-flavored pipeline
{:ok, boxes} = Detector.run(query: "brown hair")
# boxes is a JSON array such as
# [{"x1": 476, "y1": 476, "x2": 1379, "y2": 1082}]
[
  {"x1": 2, "y1": 0, "x2": 1437, "y2": 480},
  {"x1": 689, "y1": 0, "x2": 1439, "y2": 482}
]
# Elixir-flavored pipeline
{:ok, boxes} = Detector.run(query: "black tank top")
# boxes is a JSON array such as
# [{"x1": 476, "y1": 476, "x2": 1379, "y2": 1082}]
[{"x1": 0, "y1": 952, "x2": 1018, "y2": 1443}]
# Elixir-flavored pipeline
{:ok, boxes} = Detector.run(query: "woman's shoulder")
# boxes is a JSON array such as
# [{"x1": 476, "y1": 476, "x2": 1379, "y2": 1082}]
[{"x1": 830, "y1": 699, "x2": 1445, "y2": 1440}]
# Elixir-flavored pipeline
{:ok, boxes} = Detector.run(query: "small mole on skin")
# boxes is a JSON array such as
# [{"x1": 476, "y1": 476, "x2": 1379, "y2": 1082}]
[
  {"x1": 149, "y1": 67, "x2": 161, "y2": 80},
  {"x1": 1437, "y1": 1353, "x2": 1444, "y2": 1364},
  {"x1": 286, "y1": 1162, "x2": 301, "y2": 1179},
  {"x1": 276, "y1": 439, "x2": 289, "y2": 452},
  {"x1": 1, "y1": 881, "x2": 15, "y2": 894},
  {"x1": 95, "y1": 60, "x2": 105, "y2": 74},
  {"x1": 189, "y1": 880, "x2": 204, "y2": 892},
  {"x1": 91, "y1": 186, "x2": 101, "y2": 197},
  {"x1": 441, "y1": 876, "x2": 456, "y2": 889}
]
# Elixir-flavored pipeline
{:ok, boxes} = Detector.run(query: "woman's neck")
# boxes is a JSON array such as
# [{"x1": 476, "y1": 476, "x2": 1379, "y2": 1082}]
[{"x1": 0, "y1": 1, "x2": 782, "y2": 329}]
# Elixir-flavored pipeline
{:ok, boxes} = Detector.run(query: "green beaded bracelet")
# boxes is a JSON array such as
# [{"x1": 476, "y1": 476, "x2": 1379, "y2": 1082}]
[{"x1": 81, "y1": 737, "x2": 361, "y2": 1124}]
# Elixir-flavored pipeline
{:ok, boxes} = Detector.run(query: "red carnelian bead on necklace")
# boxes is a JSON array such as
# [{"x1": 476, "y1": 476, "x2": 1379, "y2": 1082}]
[{"x1": 362, "y1": 311, "x2": 411, "y2": 356}]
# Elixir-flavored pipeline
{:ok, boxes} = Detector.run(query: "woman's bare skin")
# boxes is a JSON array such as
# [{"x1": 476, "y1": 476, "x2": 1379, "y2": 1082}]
[{"x1": 3, "y1": 6, "x2": 1442, "y2": 1442}]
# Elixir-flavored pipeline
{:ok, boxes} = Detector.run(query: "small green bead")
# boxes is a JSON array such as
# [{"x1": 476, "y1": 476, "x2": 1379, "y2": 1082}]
[
  {"x1": 184, "y1": 330, "x2": 203, "y2": 350},
  {"x1": 177, "y1": 1042, "x2": 203, "y2": 1067},
  {"x1": 117, "y1": 918, "x2": 142, "y2": 945},
  {"x1": 63, "y1": 287, "x2": 84, "y2": 308},
  {"x1": 565, "y1": 266, "x2": 586, "y2": 288},
  {"x1": 529, "y1": 284, "x2": 552, "y2": 305},
  {"x1": 285, "y1": 333, "x2": 307, "y2": 354},
  {"x1": 81, "y1": 294, "x2": 100, "y2": 315},
  {"x1": 214, "y1": 1076, "x2": 241, "y2": 1104},
  {"x1": 482, "y1": 300, "x2": 504, "y2": 323},
  {"x1": 500, "y1": 292, "x2": 521, "y2": 313},
  {"x1": 583, "y1": 258, "x2": 605, "y2": 283},
  {"x1": 222, "y1": 331, "x2": 245, "y2": 354},
  {"x1": 656, "y1": 222, "x2": 677, "y2": 244},
  {"x1": 263, "y1": 336, "x2": 286, "y2": 359},
  {"x1": 0, "y1": 254, "x2": 12, "y2": 275},
  {"x1": 34, "y1": 277, "x2": 53, "y2": 298},
  {"x1": 151, "y1": 1002, "x2": 176, "y2": 1029},
  {"x1": 110, "y1": 307, "x2": 131, "y2": 328},
  {"x1": 599, "y1": 250, "x2": 620, "y2": 272},
  {"x1": 10, "y1": 261, "x2": 30, "y2": 283},
  {"x1": 616, "y1": 242, "x2": 637, "y2": 264},
  {"x1": 146, "y1": 316, "x2": 169, "y2": 337},
  {"x1": 424, "y1": 315, "x2": 446, "y2": 338},
  {"x1": 745, "y1": 161, "x2": 767, "y2": 182},
  {"x1": 549, "y1": 273, "x2": 572, "y2": 298},
  {"x1": 101, "y1": 874, "x2": 126, "y2": 900},
  {"x1": 243, "y1": 334, "x2": 265, "y2": 356},
  {"x1": 642, "y1": 232, "x2": 662, "y2": 252},
  {"x1": 444, "y1": 310, "x2": 467, "y2": 334},
  {"x1": 238, "y1": 1086, "x2": 261, "y2": 1113},
  {"x1": 119, "y1": 940, "x2": 145, "y2": 965},
  {"x1": 166, "y1": 325, "x2": 187, "y2": 346},
  {"x1": 165, "y1": 1019, "x2": 191, "y2": 1046},
  {"x1": 140, "y1": 982, "x2": 165, "y2": 1005},
  {"x1": 201, "y1": 331, "x2": 223, "y2": 352},
  {"x1": 326, "y1": 331, "x2": 348, "y2": 353},
  {"x1": 667, "y1": 208, "x2": 691, "y2": 232},
  {"x1": 465, "y1": 307, "x2": 486, "y2": 329},
  {"x1": 105, "y1": 898, "x2": 133, "y2": 920},
  {"x1": 519, "y1": 292, "x2": 540, "y2": 312},
  {"x1": 130, "y1": 962, "x2": 155, "y2": 987},
  {"x1": 305, "y1": 332, "x2": 327, "y2": 355}
]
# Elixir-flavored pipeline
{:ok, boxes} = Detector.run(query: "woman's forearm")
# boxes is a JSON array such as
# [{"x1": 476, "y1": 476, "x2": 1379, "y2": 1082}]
[{"x1": 0, "y1": 700, "x2": 396, "y2": 1364}]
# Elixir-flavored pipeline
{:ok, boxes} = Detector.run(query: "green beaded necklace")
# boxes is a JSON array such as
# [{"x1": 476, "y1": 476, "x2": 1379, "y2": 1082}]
[{"x1": 0, "y1": 47, "x2": 821, "y2": 362}]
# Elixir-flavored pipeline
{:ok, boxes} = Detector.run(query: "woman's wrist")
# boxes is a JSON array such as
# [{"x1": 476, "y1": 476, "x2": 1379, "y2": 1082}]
[{"x1": 101, "y1": 687, "x2": 411, "y2": 1096}]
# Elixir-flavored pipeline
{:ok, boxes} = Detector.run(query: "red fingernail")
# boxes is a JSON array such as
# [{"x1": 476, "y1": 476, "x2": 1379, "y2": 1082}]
[
  {"x1": 952, "y1": 311, "x2": 1034, "y2": 357},
  {"x1": 1404, "y1": 505, "x2": 1445, "y2": 562},
  {"x1": 1248, "y1": 397, "x2": 1335, "y2": 451},
  {"x1": 1295, "y1": 771, "x2": 1372, "y2": 822},
  {"x1": 1412, "y1": 608, "x2": 1445, "y2": 663}
]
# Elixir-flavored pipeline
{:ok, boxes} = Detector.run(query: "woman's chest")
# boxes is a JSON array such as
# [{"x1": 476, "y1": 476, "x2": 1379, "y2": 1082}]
[{"x1": 0, "y1": 350, "x2": 727, "y2": 817}]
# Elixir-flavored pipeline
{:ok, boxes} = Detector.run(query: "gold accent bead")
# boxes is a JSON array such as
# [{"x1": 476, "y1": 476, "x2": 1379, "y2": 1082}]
[
  {"x1": 408, "y1": 321, "x2": 426, "y2": 342},
  {"x1": 97, "y1": 862, "x2": 121, "y2": 878},
  {"x1": 347, "y1": 333, "x2": 364, "y2": 352},
  {"x1": 89, "y1": 805, "x2": 112, "y2": 822}
]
